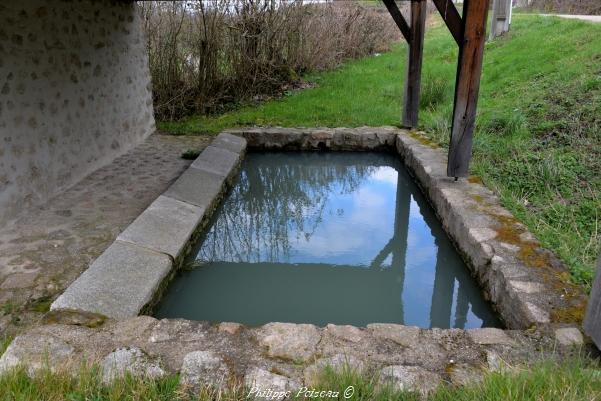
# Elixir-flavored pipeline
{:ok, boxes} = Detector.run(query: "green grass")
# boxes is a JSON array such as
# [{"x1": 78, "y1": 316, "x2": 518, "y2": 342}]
[
  {"x1": 0, "y1": 336, "x2": 11, "y2": 357},
  {"x1": 315, "y1": 358, "x2": 601, "y2": 401},
  {"x1": 159, "y1": 15, "x2": 601, "y2": 288},
  {"x1": 0, "y1": 357, "x2": 599, "y2": 401},
  {"x1": 429, "y1": 359, "x2": 601, "y2": 401}
]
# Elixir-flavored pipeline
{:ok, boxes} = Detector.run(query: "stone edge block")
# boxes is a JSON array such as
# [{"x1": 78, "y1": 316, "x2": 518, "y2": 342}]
[
  {"x1": 163, "y1": 166, "x2": 224, "y2": 210},
  {"x1": 50, "y1": 241, "x2": 172, "y2": 319},
  {"x1": 212, "y1": 132, "x2": 247, "y2": 154},
  {"x1": 393, "y1": 131, "x2": 586, "y2": 329},
  {"x1": 116, "y1": 195, "x2": 205, "y2": 260},
  {"x1": 191, "y1": 145, "x2": 241, "y2": 177},
  {"x1": 554, "y1": 327, "x2": 584, "y2": 347},
  {"x1": 51, "y1": 133, "x2": 245, "y2": 321},
  {"x1": 466, "y1": 328, "x2": 516, "y2": 346},
  {"x1": 223, "y1": 126, "x2": 398, "y2": 151}
]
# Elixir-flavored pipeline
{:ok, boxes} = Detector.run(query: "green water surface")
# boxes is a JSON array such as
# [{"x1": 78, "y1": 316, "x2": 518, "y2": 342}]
[{"x1": 156, "y1": 152, "x2": 501, "y2": 328}]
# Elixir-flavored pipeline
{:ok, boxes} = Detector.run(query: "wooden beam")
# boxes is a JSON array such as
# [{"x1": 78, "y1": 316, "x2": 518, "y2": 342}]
[
  {"x1": 431, "y1": 0, "x2": 463, "y2": 46},
  {"x1": 382, "y1": 0, "x2": 411, "y2": 43},
  {"x1": 403, "y1": 0, "x2": 427, "y2": 128},
  {"x1": 447, "y1": 0, "x2": 490, "y2": 177}
]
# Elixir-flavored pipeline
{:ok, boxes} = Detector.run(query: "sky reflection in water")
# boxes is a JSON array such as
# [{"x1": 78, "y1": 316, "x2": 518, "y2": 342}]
[{"x1": 156, "y1": 152, "x2": 501, "y2": 328}]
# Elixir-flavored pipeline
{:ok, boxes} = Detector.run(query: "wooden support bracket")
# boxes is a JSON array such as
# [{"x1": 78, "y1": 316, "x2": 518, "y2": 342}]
[
  {"x1": 431, "y1": 0, "x2": 463, "y2": 46},
  {"x1": 382, "y1": 0, "x2": 411, "y2": 43}
]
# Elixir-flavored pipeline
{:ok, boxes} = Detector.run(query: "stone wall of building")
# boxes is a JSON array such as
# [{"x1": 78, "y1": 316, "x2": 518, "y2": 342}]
[{"x1": 0, "y1": 0, "x2": 155, "y2": 223}]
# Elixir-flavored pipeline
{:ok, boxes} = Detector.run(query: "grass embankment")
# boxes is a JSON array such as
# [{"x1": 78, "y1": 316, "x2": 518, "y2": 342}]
[{"x1": 160, "y1": 15, "x2": 601, "y2": 288}]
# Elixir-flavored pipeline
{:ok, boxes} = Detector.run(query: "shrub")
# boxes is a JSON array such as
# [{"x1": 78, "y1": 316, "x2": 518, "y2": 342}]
[{"x1": 139, "y1": 1, "x2": 400, "y2": 121}]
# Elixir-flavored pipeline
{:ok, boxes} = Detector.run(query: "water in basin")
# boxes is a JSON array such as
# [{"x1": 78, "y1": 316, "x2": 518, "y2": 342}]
[{"x1": 155, "y1": 152, "x2": 501, "y2": 328}]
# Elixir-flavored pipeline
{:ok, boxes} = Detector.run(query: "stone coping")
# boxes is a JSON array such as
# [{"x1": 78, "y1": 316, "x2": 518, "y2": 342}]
[
  {"x1": 50, "y1": 132, "x2": 247, "y2": 318},
  {"x1": 0, "y1": 318, "x2": 585, "y2": 396},
  {"x1": 50, "y1": 126, "x2": 586, "y2": 329}
]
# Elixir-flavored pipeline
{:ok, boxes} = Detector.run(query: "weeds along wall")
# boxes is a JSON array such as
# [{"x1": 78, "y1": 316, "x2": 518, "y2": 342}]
[
  {"x1": 0, "y1": 0, "x2": 155, "y2": 223},
  {"x1": 141, "y1": 1, "x2": 400, "y2": 121}
]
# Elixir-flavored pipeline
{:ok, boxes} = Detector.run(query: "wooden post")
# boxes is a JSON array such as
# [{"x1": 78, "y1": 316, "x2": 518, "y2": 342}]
[
  {"x1": 447, "y1": 0, "x2": 490, "y2": 178},
  {"x1": 403, "y1": 0, "x2": 427, "y2": 128},
  {"x1": 584, "y1": 254, "x2": 601, "y2": 348}
]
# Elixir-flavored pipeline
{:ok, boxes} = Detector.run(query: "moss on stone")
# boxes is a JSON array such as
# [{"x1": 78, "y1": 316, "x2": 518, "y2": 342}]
[
  {"x1": 28, "y1": 297, "x2": 52, "y2": 313},
  {"x1": 467, "y1": 175, "x2": 484, "y2": 185},
  {"x1": 489, "y1": 212, "x2": 587, "y2": 324},
  {"x1": 471, "y1": 194, "x2": 485, "y2": 204},
  {"x1": 42, "y1": 309, "x2": 107, "y2": 328},
  {"x1": 408, "y1": 130, "x2": 439, "y2": 148},
  {"x1": 550, "y1": 304, "x2": 587, "y2": 324}
]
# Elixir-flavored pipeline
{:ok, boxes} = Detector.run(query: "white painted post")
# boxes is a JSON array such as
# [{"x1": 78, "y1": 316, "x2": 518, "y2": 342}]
[{"x1": 489, "y1": 0, "x2": 512, "y2": 40}]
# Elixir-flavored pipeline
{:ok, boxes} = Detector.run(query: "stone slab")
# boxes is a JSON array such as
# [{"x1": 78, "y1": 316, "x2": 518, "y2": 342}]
[
  {"x1": 0, "y1": 272, "x2": 38, "y2": 289},
  {"x1": 226, "y1": 126, "x2": 397, "y2": 151},
  {"x1": 101, "y1": 347, "x2": 166, "y2": 384},
  {"x1": 367, "y1": 323, "x2": 420, "y2": 347},
  {"x1": 50, "y1": 241, "x2": 172, "y2": 319},
  {"x1": 163, "y1": 167, "x2": 225, "y2": 210},
  {"x1": 245, "y1": 367, "x2": 300, "y2": 401},
  {"x1": 0, "y1": 332, "x2": 75, "y2": 376},
  {"x1": 447, "y1": 363, "x2": 484, "y2": 386},
  {"x1": 211, "y1": 132, "x2": 247, "y2": 154},
  {"x1": 379, "y1": 365, "x2": 441, "y2": 395},
  {"x1": 218, "y1": 322, "x2": 243, "y2": 335},
  {"x1": 180, "y1": 350, "x2": 231, "y2": 391},
  {"x1": 117, "y1": 195, "x2": 204, "y2": 260},
  {"x1": 554, "y1": 327, "x2": 584, "y2": 347},
  {"x1": 191, "y1": 145, "x2": 241, "y2": 178},
  {"x1": 467, "y1": 328, "x2": 516, "y2": 346},
  {"x1": 323, "y1": 324, "x2": 364, "y2": 343},
  {"x1": 257, "y1": 322, "x2": 321, "y2": 362},
  {"x1": 39, "y1": 126, "x2": 586, "y2": 354}
]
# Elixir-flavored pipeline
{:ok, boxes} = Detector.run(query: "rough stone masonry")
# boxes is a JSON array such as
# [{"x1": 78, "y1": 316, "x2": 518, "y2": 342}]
[
  {"x1": 0, "y1": 318, "x2": 586, "y2": 398},
  {"x1": 0, "y1": 0, "x2": 155, "y2": 223},
  {"x1": 0, "y1": 127, "x2": 592, "y2": 399}
]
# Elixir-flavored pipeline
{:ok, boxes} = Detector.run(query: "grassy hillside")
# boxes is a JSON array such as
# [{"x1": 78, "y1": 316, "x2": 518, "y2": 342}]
[{"x1": 159, "y1": 15, "x2": 601, "y2": 288}]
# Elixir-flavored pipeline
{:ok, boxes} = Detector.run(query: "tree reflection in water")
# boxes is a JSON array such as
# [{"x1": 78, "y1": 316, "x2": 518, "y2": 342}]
[
  {"x1": 163, "y1": 152, "x2": 501, "y2": 329},
  {"x1": 196, "y1": 152, "x2": 379, "y2": 264}
]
